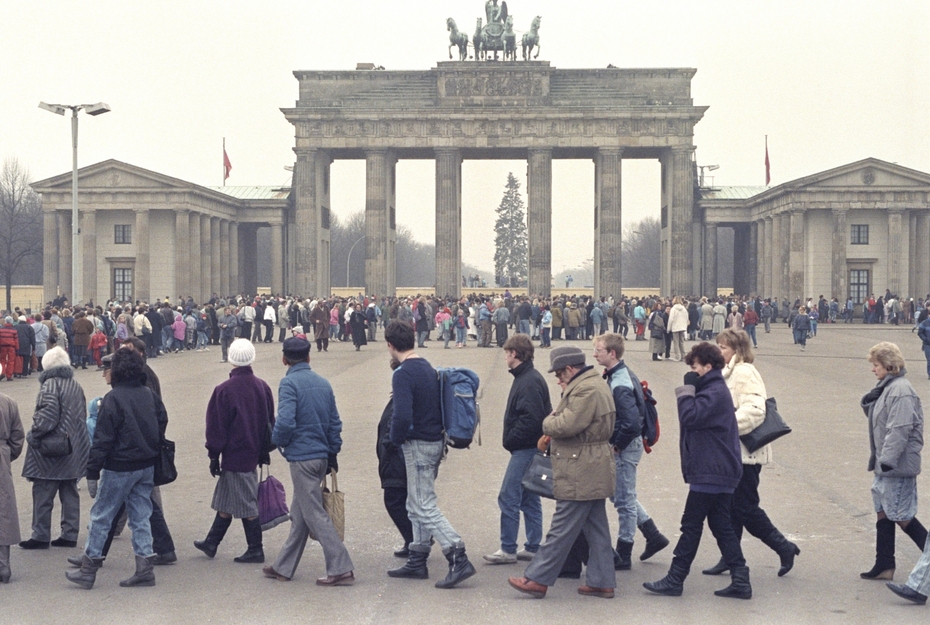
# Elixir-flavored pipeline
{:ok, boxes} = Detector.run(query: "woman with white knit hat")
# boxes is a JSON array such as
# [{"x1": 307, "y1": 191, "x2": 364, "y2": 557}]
[{"x1": 195, "y1": 339, "x2": 276, "y2": 564}]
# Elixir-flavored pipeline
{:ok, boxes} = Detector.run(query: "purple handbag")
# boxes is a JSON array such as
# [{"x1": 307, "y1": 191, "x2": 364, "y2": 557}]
[{"x1": 258, "y1": 466, "x2": 290, "y2": 532}]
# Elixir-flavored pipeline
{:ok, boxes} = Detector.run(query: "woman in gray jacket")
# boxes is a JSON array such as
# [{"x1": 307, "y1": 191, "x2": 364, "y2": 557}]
[
  {"x1": 19, "y1": 346, "x2": 90, "y2": 549},
  {"x1": 860, "y1": 341, "x2": 926, "y2": 581}
]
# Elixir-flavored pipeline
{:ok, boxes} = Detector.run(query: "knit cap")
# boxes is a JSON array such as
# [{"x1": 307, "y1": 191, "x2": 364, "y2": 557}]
[{"x1": 227, "y1": 338, "x2": 256, "y2": 367}]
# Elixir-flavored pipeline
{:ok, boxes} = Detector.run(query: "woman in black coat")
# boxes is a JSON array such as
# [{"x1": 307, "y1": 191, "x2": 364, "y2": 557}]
[
  {"x1": 349, "y1": 303, "x2": 369, "y2": 351},
  {"x1": 376, "y1": 358, "x2": 413, "y2": 556}
]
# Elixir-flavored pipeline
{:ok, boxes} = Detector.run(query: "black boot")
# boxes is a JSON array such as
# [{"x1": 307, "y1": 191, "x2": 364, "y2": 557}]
[
  {"x1": 65, "y1": 554, "x2": 104, "y2": 589},
  {"x1": 0, "y1": 545, "x2": 10, "y2": 583},
  {"x1": 643, "y1": 561, "x2": 689, "y2": 596},
  {"x1": 387, "y1": 547, "x2": 430, "y2": 579},
  {"x1": 194, "y1": 513, "x2": 232, "y2": 558},
  {"x1": 714, "y1": 565, "x2": 752, "y2": 599},
  {"x1": 119, "y1": 555, "x2": 156, "y2": 587},
  {"x1": 614, "y1": 539, "x2": 633, "y2": 571},
  {"x1": 702, "y1": 558, "x2": 729, "y2": 576},
  {"x1": 393, "y1": 544, "x2": 410, "y2": 558},
  {"x1": 639, "y1": 518, "x2": 670, "y2": 561},
  {"x1": 234, "y1": 518, "x2": 264, "y2": 563},
  {"x1": 435, "y1": 545, "x2": 476, "y2": 589},
  {"x1": 761, "y1": 529, "x2": 800, "y2": 577},
  {"x1": 903, "y1": 518, "x2": 928, "y2": 550},
  {"x1": 861, "y1": 518, "x2": 896, "y2": 579},
  {"x1": 68, "y1": 554, "x2": 103, "y2": 568}
]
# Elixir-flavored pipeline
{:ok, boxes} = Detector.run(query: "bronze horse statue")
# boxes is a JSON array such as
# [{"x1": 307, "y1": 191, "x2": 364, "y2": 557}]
[
  {"x1": 447, "y1": 17, "x2": 469, "y2": 61},
  {"x1": 522, "y1": 15, "x2": 541, "y2": 60},
  {"x1": 473, "y1": 17, "x2": 486, "y2": 60},
  {"x1": 503, "y1": 16, "x2": 517, "y2": 61}
]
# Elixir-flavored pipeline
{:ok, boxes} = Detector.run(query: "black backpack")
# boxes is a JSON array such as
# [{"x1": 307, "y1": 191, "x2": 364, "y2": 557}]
[{"x1": 629, "y1": 370, "x2": 660, "y2": 453}]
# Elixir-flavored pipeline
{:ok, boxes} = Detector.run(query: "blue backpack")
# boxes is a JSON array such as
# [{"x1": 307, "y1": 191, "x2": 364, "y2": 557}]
[{"x1": 436, "y1": 367, "x2": 481, "y2": 449}]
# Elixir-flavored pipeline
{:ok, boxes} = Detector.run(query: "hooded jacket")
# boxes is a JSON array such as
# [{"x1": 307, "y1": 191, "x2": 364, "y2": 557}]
[{"x1": 862, "y1": 370, "x2": 923, "y2": 477}]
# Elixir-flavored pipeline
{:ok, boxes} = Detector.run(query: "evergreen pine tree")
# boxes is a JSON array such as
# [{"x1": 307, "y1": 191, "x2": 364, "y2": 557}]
[{"x1": 493, "y1": 173, "x2": 528, "y2": 287}]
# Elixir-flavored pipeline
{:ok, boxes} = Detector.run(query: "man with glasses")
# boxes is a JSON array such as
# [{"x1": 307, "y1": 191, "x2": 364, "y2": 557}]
[{"x1": 593, "y1": 333, "x2": 669, "y2": 570}]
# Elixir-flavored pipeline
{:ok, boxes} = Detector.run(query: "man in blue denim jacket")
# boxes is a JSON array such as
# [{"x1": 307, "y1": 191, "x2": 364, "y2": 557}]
[{"x1": 262, "y1": 337, "x2": 354, "y2": 587}]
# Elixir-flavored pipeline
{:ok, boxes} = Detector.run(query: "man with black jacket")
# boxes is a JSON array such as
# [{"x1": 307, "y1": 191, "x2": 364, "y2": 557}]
[
  {"x1": 594, "y1": 333, "x2": 669, "y2": 569},
  {"x1": 66, "y1": 348, "x2": 168, "y2": 590},
  {"x1": 485, "y1": 334, "x2": 552, "y2": 565}
]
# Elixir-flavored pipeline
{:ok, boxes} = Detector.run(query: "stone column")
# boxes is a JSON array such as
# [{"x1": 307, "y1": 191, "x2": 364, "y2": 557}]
[
  {"x1": 175, "y1": 210, "x2": 190, "y2": 299},
  {"x1": 668, "y1": 147, "x2": 696, "y2": 295},
  {"x1": 365, "y1": 150, "x2": 397, "y2": 297},
  {"x1": 764, "y1": 216, "x2": 774, "y2": 298},
  {"x1": 293, "y1": 148, "x2": 332, "y2": 297},
  {"x1": 749, "y1": 221, "x2": 759, "y2": 295},
  {"x1": 756, "y1": 219, "x2": 766, "y2": 296},
  {"x1": 435, "y1": 148, "x2": 462, "y2": 298},
  {"x1": 189, "y1": 214, "x2": 202, "y2": 303},
  {"x1": 229, "y1": 221, "x2": 240, "y2": 296},
  {"x1": 58, "y1": 212, "x2": 73, "y2": 302},
  {"x1": 528, "y1": 148, "x2": 554, "y2": 298},
  {"x1": 210, "y1": 217, "x2": 221, "y2": 297},
  {"x1": 703, "y1": 222, "x2": 717, "y2": 298},
  {"x1": 134, "y1": 209, "x2": 150, "y2": 303},
  {"x1": 240, "y1": 226, "x2": 258, "y2": 295},
  {"x1": 831, "y1": 209, "x2": 848, "y2": 301},
  {"x1": 43, "y1": 211, "x2": 60, "y2": 304},
  {"x1": 82, "y1": 210, "x2": 97, "y2": 305},
  {"x1": 733, "y1": 225, "x2": 752, "y2": 295},
  {"x1": 788, "y1": 211, "x2": 805, "y2": 298},
  {"x1": 200, "y1": 214, "x2": 212, "y2": 301},
  {"x1": 271, "y1": 222, "x2": 284, "y2": 295},
  {"x1": 916, "y1": 212, "x2": 930, "y2": 298},
  {"x1": 593, "y1": 148, "x2": 620, "y2": 300},
  {"x1": 887, "y1": 210, "x2": 904, "y2": 296},
  {"x1": 219, "y1": 220, "x2": 230, "y2": 297}
]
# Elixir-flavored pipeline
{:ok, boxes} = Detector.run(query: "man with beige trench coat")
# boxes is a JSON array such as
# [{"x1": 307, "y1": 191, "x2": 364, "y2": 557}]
[{"x1": 0, "y1": 364, "x2": 26, "y2": 582}]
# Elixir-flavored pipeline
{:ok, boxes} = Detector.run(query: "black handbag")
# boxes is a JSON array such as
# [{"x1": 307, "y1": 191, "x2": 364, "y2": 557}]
[
  {"x1": 153, "y1": 438, "x2": 178, "y2": 486},
  {"x1": 740, "y1": 397, "x2": 791, "y2": 453},
  {"x1": 38, "y1": 431, "x2": 72, "y2": 457},
  {"x1": 521, "y1": 452, "x2": 554, "y2": 499}
]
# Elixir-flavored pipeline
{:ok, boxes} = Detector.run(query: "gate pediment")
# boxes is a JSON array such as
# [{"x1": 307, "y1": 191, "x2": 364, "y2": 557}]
[{"x1": 435, "y1": 61, "x2": 552, "y2": 106}]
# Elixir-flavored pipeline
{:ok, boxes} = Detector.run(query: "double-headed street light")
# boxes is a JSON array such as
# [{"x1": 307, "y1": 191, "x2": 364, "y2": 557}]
[{"x1": 39, "y1": 101, "x2": 111, "y2": 306}]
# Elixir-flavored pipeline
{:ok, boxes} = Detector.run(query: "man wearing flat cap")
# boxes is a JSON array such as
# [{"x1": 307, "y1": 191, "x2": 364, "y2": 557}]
[
  {"x1": 509, "y1": 345, "x2": 617, "y2": 600},
  {"x1": 263, "y1": 337, "x2": 354, "y2": 586}
]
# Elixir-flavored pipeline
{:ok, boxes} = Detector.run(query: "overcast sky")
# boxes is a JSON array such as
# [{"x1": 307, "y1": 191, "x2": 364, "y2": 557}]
[{"x1": 2, "y1": 0, "x2": 928, "y2": 274}]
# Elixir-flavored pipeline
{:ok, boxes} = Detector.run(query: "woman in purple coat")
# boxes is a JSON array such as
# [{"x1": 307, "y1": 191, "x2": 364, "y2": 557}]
[{"x1": 194, "y1": 339, "x2": 275, "y2": 564}]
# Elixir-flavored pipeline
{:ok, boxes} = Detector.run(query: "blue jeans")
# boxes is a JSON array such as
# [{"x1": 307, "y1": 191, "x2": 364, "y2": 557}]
[
  {"x1": 197, "y1": 331, "x2": 208, "y2": 349},
  {"x1": 456, "y1": 326, "x2": 467, "y2": 345},
  {"x1": 611, "y1": 437, "x2": 649, "y2": 542},
  {"x1": 84, "y1": 467, "x2": 154, "y2": 558},
  {"x1": 810, "y1": 320, "x2": 818, "y2": 336},
  {"x1": 402, "y1": 439, "x2": 463, "y2": 551},
  {"x1": 417, "y1": 330, "x2": 428, "y2": 347},
  {"x1": 518, "y1": 319, "x2": 530, "y2": 335},
  {"x1": 497, "y1": 448, "x2": 542, "y2": 554},
  {"x1": 541, "y1": 327, "x2": 550, "y2": 347},
  {"x1": 923, "y1": 345, "x2": 930, "y2": 378},
  {"x1": 744, "y1": 324, "x2": 757, "y2": 347},
  {"x1": 906, "y1": 536, "x2": 930, "y2": 595},
  {"x1": 793, "y1": 329, "x2": 807, "y2": 346}
]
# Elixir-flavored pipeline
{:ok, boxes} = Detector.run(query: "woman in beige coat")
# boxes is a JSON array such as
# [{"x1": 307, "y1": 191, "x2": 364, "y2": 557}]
[
  {"x1": 0, "y1": 363, "x2": 26, "y2": 583},
  {"x1": 702, "y1": 329, "x2": 800, "y2": 578}
]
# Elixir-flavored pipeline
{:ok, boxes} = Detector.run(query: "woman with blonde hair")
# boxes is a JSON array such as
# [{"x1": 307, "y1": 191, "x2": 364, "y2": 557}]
[
  {"x1": 701, "y1": 328, "x2": 800, "y2": 579},
  {"x1": 860, "y1": 341, "x2": 926, "y2": 581}
]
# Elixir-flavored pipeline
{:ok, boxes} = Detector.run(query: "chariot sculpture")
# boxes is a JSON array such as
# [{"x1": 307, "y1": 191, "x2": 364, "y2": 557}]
[{"x1": 446, "y1": 1, "x2": 541, "y2": 61}]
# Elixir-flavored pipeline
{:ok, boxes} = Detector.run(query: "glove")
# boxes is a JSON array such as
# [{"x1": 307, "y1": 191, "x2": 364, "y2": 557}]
[
  {"x1": 209, "y1": 457, "x2": 222, "y2": 478},
  {"x1": 87, "y1": 479, "x2": 98, "y2": 499},
  {"x1": 683, "y1": 371, "x2": 701, "y2": 387},
  {"x1": 880, "y1": 463, "x2": 894, "y2": 473},
  {"x1": 327, "y1": 453, "x2": 338, "y2": 475}
]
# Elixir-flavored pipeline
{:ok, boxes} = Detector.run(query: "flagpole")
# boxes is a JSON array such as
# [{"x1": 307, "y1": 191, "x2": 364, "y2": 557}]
[{"x1": 223, "y1": 137, "x2": 226, "y2": 187}]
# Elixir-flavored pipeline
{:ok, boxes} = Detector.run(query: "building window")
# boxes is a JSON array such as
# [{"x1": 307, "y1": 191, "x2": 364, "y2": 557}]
[
  {"x1": 115, "y1": 224, "x2": 132, "y2": 244},
  {"x1": 850, "y1": 224, "x2": 869, "y2": 245},
  {"x1": 321, "y1": 206, "x2": 330, "y2": 230},
  {"x1": 113, "y1": 268, "x2": 133, "y2": 301},
  {"x1": 849, "y1": 269, "x2": 869, "y2": 304}
]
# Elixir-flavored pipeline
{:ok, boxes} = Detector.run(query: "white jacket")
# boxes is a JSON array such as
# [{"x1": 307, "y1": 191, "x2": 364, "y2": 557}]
[
  {"x1": 264, "y1": 304, "x2": 276, "y2": 323},
  {"x1": 668, "y1": 304, "x2": 689, "y2": 333},
  {"x1": 722, "y1": 357, "x2": 771, "y2": 465}
]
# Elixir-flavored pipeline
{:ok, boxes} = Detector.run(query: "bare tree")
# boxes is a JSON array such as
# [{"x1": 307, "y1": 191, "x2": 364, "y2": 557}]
[
  {"x1": 621, "y1": 216, "x2": 661, "y2": 288},
  {"x1": 0, "y1": 158, "x2": 43, "y2": 312}
]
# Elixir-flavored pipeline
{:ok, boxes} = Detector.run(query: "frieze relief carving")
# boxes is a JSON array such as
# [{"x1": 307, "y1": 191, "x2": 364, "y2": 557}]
[{"x1": 442, "y1": 74, "x2": 545, "y2": 98}]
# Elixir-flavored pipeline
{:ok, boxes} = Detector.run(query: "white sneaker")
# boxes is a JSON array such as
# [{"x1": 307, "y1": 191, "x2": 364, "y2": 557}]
[
  {"x1": 516, "y1": 549, "x2": 535, "y2": 562},
  {"x1": 483, "y1": 549, "x2": 517, "y2": 564}
]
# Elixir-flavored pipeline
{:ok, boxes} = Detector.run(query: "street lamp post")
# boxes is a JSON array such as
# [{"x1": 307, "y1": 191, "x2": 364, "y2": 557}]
[
  {"x1": 39, "y1": 101, "x2": 111, "y2": 306},
  {"x1": 346, "y1": 235, "x2": 366, "y2": 288}
]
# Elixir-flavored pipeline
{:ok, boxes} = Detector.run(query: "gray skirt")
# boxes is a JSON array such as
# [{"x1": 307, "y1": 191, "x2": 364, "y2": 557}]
[{"x1": 211, "y1": 470, "x2": 259, "y2": 518}]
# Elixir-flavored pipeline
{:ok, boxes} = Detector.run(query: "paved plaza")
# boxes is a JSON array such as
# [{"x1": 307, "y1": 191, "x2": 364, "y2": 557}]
[{"x1": 1, "y1": 324, "x2": 929, "y2": 624}]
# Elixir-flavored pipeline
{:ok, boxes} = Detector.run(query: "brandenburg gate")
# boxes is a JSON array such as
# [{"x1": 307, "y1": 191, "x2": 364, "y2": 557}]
[{"x1": 283, "y1": 61, "x2": 706, "y2": 298}]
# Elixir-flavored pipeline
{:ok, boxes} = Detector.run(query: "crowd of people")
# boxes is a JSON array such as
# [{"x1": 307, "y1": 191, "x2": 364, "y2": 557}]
[{"x1": 0, "y1": 287, "x2": 928, "y2": 607}]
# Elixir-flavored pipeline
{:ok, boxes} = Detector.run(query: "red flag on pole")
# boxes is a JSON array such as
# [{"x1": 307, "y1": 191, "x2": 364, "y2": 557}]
[
  {"x1": 764, "y1": 136, "x2": 770, "y2": 186},
  {"x1": 223, "y1": 144, "x2": 232, "y2": 182}
]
